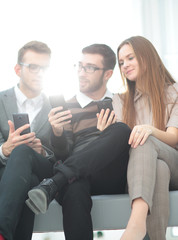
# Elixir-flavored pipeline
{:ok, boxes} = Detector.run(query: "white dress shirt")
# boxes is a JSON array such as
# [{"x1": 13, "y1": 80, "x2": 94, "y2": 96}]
[
  {"x1": 0, "y1": 85, "x2": 43, "y2": 160},
  {"x1": 76, "y1": 89, "x2": 113, "y2": 108},
  {"x1": 14, "y1": 85, "x2": 43, "y2": 131}
]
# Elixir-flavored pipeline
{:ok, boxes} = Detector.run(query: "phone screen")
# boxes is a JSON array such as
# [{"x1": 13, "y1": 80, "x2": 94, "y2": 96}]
[{"x1": 13, "y1": 113, "x2": 31, "y2": 135}]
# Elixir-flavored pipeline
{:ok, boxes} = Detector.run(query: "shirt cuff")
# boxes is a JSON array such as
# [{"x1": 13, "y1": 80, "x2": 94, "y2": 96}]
[{"x1": 0, "y1": 145, "x2": 8, "y2": 164}]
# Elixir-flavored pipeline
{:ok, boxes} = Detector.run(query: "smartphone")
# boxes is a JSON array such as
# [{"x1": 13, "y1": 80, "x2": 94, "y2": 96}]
[
  {"x1": 49, "y1": 94, "x2": 68, "y2": 111},
  {"x1": 97, "y1": 98, "x2": 113, "y2": 112},
  {"x1": 97, "y1": 99, "x2": 114, "y2": 120},
  {"x1": 13, "y1": 113, "x2": 31, "y2": 135}
]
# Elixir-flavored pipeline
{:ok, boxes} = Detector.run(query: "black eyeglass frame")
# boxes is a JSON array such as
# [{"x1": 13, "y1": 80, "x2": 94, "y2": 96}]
[
  {"x1": 19, "y1": 62, "x2": 49, "y2": 73},
  {"x1": 76, "y1": 64, "x2": 106, "y2": 74}
]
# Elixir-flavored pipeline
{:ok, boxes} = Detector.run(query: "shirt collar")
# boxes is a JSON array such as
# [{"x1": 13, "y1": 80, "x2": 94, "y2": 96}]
[
  {"x1": 14, "y1": 85, "x2": 43, "y2": 106},
  {"x1": 134, "y1": 88, "x2": 144, "y2": 102},
  {"x1": 76, "y1": 89, "x2": 113, "y2": 108}
]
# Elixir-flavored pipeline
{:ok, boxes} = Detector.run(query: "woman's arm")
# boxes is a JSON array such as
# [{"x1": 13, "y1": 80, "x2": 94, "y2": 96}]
[
  {"x1": 129, "y1": 125, "x2": 178, "y2": 148},
  {"x1": 152, "y1": 126, "x2": 178, "y2": 148}
]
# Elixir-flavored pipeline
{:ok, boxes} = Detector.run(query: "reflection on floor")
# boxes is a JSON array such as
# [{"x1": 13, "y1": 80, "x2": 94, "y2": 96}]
[
  {"x1": 32, "y1": 230, "x2": 124, "y2": 240},
  {"x1": 32, "y1": 227, "x2": 178, "y2": 240}
]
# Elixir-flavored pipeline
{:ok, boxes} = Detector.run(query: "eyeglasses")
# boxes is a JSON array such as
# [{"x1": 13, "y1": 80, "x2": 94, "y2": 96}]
[
  {"x1": 19, "y1": 62, "x2": 49, "y2": 73},
  {"x1": 76, "y1": 64, "x2": 106, "y2": 74}
]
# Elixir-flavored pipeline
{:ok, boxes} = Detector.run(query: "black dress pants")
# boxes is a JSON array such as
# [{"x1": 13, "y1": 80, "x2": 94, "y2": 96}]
[
  {"x1": 0, "y1": 165, "x2": 39, "y2": 240},
  {"x1": 53, "y1": 122, "x2": 131, "y2": 183},
  {"x1": 54, "y1": 122, "x2": 131, "y2": 240},
  {"x1": 0, "y1": 122, "x2": 130, "y2": 240},
  {"x1": 56, "y1": 151, "x2": 129, "y2": 240},
  {"x1": 0, "y1": 147, "x2": 54, "y2": 240}
]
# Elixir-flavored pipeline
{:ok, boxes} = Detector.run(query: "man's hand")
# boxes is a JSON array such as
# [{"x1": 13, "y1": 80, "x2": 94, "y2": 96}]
[
  {"x1": 48, "y1": 107, "x2": 72, "y2": 136},
  {"x1": 97, "y1": 109, "x2": 116, "y2": 131},
  {"x1": 2, "y1": 120, "x2": 36, "y2": 157},
  {"x1": 27, "y1": 138, "x2": 46, "y2": 156}
]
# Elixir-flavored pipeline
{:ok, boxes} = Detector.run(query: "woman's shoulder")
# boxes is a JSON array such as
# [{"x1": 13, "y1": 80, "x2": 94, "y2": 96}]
[
  {"x1": 167, "y1": 82, "x2": 178, "y2": 90},
  {"x1": 113, "y1": 93, "x2": 125, "y2": 102},
  {"x1": 166, "y1": 82, "x2": 178, "y2": 96},
  {"x1": 112, "y1": 93, "x2": 124, "y2": 121}
]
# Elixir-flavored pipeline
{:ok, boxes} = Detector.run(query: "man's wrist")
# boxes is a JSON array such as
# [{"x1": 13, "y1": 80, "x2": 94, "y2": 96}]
[
  {"x1": 53, "y1": 127, "x2": 64, "y2": 137},
  {"x1": 1, "y1": 143, "x2": 11, "y2": 157},
  {"x1": 0, "y1": 144, "x2": 9, "y2": 159},
  {"x1": 41, "y1": 147, "x2": 47, "y2": 157}
]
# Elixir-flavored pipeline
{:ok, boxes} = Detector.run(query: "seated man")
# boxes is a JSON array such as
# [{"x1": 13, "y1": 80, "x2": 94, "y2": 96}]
[
  {"x1": 0, "y1": 43, "x2": 131, "y2": 240},
  {"x1": 0, "y1": 40, "x2": 55, "y2": 240},
  {"x1": 26, "y1": 44, "x2": 131, "y2": 240}
]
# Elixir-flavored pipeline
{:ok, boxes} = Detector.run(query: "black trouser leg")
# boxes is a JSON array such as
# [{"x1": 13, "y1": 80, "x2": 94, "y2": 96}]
[
  {"x1": 0, "y1": 166, "x2": 5, "y2": 180},
  {"x1": 57, "y1": 179, "x2": 93, "y2": 240},
  {"x1": 90, "y1": 150, "x2": 129, "y2": 195},
  {"x1": 54, "y1": 122, "x2": 131, "y2": 181},
  {"x1": 14, "y1": 174, "x2": 39, "y2": 240},
  {"x1": 0, "y1": 165, "x2": 39, "y2": 240},
  {"x1": 0, "y1": 145, "x2": 53, "y2": 240},
  {"x1": 56, "y1": 153, "x2": 128, "y2": 240}
]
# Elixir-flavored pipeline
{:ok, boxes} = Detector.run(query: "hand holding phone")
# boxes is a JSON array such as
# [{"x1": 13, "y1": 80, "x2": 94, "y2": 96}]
[
  {"x1": 13, "y1": 113, "x2": 31, "y2": 135},
  {"x1": 96, "y1": 99, "x2": 116, "y2": 131},
  {"x1": 49, "y1": 94, "x2": 71, "y2": 124},
  {"x1": 97, "y1": 98, "x2": 115, "y2": 124},
  {"x1": 97, "y1": 99, "x2": 113, "y2": 115}
]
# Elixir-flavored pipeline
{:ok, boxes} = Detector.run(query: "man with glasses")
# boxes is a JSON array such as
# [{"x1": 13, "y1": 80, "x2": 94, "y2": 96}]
[
  {"x1": 0, "y1": 41, "x2": 55, "y2": 240},
  {"x1": 0, "y1": 41, "x2": 52, "y2": 164},
  {"x1": 19, "y1": 62, "x2": 49, "y2": 73},
  {"x1": 25, "y1": 44, "x2": 131, "y2": 240}
]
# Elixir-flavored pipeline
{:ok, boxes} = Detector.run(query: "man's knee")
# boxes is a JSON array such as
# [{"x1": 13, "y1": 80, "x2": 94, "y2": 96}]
[
  {"x1": 110, "y1": 122, "x2": 131, "y2": 134},
  {"x1": 11, "y1": 144, "x2": 33, "y2": 156},
  {"x1": 103, "y1": 122, "x2": 131, "y2": 144},
  {"x1": 10, "y1": 144, "x2": 35, "y2": 165}
]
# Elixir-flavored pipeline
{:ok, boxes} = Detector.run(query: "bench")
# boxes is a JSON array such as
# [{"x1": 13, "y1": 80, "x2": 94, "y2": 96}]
[{"x1": 33, "y1": 191, "x2": 178, "y2": 239}]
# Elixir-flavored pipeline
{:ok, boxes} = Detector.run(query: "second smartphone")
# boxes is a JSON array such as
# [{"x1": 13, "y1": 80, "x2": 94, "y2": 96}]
[{"x1": 13, "y1": 113, "x2": 31, "y2": 135}]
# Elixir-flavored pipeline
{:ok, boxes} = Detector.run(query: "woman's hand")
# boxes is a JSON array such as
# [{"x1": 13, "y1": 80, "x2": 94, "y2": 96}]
[
  {"x1": 97, "y1": 109, "x2": 116, "y2": 131},
  {"x1": 129, "y1": 124, "x2": 154, "y2": 148}
]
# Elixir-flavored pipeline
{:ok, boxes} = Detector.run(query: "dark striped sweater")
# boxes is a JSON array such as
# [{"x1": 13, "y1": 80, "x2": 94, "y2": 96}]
[{"x1": 51, "y1": 96, "x2": 101, "y2": 161}]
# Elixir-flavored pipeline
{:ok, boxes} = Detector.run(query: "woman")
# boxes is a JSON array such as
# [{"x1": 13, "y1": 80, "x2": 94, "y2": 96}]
[{"x1": 97, "y1": 36, "x2": 178, "y2": 240}]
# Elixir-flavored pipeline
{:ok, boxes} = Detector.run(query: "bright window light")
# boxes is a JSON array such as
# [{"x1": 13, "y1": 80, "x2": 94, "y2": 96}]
[{"x1": 0, "y1": 0, "x2": 142, "y2": 99}]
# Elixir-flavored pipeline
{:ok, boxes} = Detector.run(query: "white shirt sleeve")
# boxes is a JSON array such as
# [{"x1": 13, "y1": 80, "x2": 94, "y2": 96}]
[{"x1": 0, "y1": 144, "x2": 8, "y2": 165}]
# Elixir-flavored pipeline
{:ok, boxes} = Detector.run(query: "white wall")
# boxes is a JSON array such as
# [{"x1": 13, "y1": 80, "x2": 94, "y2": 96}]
[
  {"x1": 0, "y1": 0, "x2": 142, "y2": 99},
  {"x1": 0, "y1": 0, "x2": 177, "y2": 100},
  {"x1": 140, "y1": 0, "x2": 178, "y2": 81}
]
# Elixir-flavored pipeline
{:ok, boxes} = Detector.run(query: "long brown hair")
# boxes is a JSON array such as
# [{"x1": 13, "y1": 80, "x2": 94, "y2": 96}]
[{"x1": 117, "y1": 36, "x2": 176, "y2": 130}]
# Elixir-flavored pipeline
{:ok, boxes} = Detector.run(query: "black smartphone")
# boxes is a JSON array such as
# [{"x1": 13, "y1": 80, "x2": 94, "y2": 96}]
[
  {"x1": 49, "y1": 94, "x2": 68, "y2": 111},
  {"x1": 97, "y1": 99, "x2": 113, "y2": 112},
  {"x1": 13, "y1": 113, "x2": 31, "y2": 135},
  {"x1": 97, "y1": 99, "x2": 114, "y2": 120}
]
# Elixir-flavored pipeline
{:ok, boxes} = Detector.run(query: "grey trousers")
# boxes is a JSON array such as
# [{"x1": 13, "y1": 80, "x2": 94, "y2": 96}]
[{"x1": 128, "y1": 136, "x2": 178, "y2": 240}]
